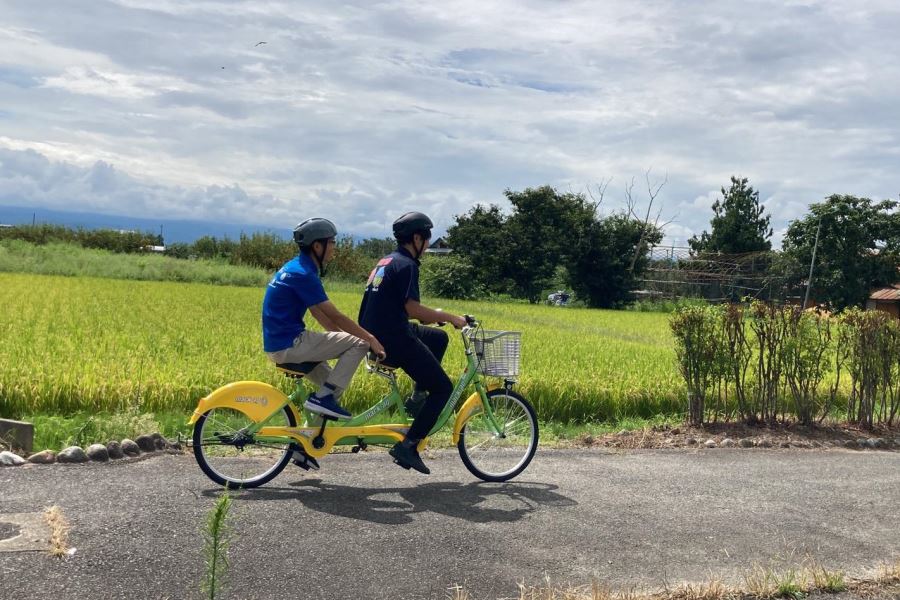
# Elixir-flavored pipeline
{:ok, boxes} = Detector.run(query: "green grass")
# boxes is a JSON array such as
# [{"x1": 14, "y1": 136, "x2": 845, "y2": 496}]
[
  {"x1": 0, "y1": 239, "x2": 270, "y2": 286},
  {"x1": 21, "y1": 410, "x2": 675, "y2": 453},
  {"x1": 1, "y1": 271, "x2": 685, "y2": 424}
]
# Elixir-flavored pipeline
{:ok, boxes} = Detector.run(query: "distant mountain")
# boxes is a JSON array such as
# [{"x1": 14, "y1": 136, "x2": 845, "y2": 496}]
[{"x1": 0, "y1": 205, "x2": 293, "y2": 244}]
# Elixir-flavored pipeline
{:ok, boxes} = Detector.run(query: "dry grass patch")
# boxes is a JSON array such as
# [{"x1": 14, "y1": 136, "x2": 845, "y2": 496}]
[
  {"x1": 450, "y1": 560, "x2": 886, "y2": 600},
  {"x1": 874, "y1": 557, "x2": 900, "y2": 585},
  {"x1": 43, "y1": 505, "x2": 70, "y2": 557}
]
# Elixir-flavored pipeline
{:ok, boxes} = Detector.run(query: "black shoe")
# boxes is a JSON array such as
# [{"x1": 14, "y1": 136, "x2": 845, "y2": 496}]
[
  {"x1": 389, "y1": 442, "x2": 430, "y2": 475},
  {"x1": 404, "y1": 391, "x2": 428, "y2": 418},
  {"x1": 290, "y1": 445, "x2": 320, "y2": 471}
]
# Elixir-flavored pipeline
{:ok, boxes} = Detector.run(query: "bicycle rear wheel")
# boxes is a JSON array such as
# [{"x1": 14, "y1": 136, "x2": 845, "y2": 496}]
[
  {"x1": 193, "y1": 405, "x2": 295, "y2": 489},
  {"x1": 457, "y1": 388, "x2": 538, "y2": 482}
]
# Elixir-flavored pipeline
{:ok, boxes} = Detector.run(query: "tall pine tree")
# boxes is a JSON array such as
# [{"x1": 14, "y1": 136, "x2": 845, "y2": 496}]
[{"x1": 689, "y1": 176, "x2": 772, "y2": 254}]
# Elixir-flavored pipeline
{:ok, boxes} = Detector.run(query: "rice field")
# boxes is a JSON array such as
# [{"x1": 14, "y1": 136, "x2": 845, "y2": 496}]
[{"x1": 0, "y1": 272, "x2": 685, "y2": 423}]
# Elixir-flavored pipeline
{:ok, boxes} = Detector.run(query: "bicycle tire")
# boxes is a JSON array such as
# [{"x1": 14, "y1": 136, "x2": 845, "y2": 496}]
[
  {"x1": 193, "y1": 405, "x2": 296, "y2": 489},
  {"x1": 457, "y1": 388, "x2": 538, "y2": 482}
]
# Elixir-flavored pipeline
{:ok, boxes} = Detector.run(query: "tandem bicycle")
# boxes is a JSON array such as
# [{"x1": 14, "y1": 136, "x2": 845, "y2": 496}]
[{"x1": 189, "y1": 315, "x2": 538, "y2": 488}]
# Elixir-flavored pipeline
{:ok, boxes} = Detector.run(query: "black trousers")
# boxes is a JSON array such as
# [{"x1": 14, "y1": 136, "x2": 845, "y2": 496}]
[{"x1": 382, "y1": 324, "x2": 451, "y2": 441}]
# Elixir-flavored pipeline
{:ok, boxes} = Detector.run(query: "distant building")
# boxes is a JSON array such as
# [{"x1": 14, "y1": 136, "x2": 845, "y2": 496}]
[
  {"x1": 866, "y1": 285, "x2": 900, "y2": 319},
  {"x1": 425, "y1": 237, "x2": 452, "y2": 255},
  {"x1": 0, "y1": 223, "x2": 13, "y2": 228},
  {"x1": 143, "y1": 245, "x2": 166, "y2": 253}
]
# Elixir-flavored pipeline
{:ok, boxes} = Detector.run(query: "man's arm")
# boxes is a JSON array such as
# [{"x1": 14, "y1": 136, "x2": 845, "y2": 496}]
[
  {"x1": 405, "y1": 299, "x2": 467, "y2": 329},
  {"x1": 309, "y1": 301, "x2": 385, "y2": 356},
  {"x1": 308, "y1": 304, "x2": 339, "y2": 331}
]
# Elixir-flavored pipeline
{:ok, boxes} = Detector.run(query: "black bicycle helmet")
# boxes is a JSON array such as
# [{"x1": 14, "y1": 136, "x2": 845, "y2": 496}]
[
  {"x1": 293, "y1": 218, "x2": 337, "y2": 248},
  {"x1": 392, "y1": 212, "x2": 433, "y2": 242}
]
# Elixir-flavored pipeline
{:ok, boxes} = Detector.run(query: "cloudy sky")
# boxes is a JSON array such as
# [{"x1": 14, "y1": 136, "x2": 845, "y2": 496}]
[{"x1": 1, "y1": 0, "x2": 898, "y2": 244}]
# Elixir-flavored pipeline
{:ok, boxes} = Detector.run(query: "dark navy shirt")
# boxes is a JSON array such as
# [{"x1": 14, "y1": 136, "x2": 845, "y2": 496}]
[
  {"x1": 358, "y1": 247, "x2": 420, "y2": 342},
  {"x1": 261, "y1": 253, "x2": 328, "y2": 352}
]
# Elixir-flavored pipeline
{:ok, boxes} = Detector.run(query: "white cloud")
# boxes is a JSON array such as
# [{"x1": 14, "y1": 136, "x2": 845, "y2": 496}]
[{"x1": 0, "y1": 0, "x2": 898, "y2": 244}]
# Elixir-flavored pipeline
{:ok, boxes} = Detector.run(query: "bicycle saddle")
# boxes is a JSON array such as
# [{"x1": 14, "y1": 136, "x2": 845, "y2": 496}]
[{"x1": 275, "y1": 361, "x2": 321, "y2": 378}]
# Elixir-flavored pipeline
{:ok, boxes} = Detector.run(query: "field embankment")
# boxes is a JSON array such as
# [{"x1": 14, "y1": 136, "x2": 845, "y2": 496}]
[{"x1": 0, "y1": 239, "x2": 269, "y2": 286}]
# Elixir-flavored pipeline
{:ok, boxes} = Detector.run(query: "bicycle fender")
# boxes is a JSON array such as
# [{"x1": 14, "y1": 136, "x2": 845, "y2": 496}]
[
  {"x1": 451, "y1": 384, "x2": 500, "y2": 444},
  {"x1": 187, "y1": 381, "x2": 299, "y2": 425}
]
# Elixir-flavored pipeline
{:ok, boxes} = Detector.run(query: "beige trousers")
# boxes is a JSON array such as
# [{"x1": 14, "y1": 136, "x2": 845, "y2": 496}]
[{"x1": 266, "y1": 330, "x2": 369, "y2": 395}]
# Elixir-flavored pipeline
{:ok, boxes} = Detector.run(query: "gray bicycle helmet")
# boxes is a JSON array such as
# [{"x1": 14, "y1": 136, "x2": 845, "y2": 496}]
[
  {"x1": 392, "y1": 211, "x2": 433, "y2": 242},
  {"x1": 293, "y1": 218, "x2": 337, "y2": 248}
]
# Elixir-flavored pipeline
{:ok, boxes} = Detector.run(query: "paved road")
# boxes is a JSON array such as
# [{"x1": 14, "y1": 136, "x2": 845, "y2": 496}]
[{"x1": 1, "y1": 448, "x2": 898, "y2": 600}]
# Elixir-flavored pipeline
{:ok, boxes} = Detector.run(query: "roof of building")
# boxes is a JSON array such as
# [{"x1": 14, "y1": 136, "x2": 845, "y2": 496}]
[{"x1": 869, "y1": 285, "x2": 900, "y2": 301}]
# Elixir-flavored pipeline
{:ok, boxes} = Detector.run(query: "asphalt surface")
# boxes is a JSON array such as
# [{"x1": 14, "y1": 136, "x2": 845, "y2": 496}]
[{"x1": 1, "y1": 448, "x2": 899, "y2": 600}]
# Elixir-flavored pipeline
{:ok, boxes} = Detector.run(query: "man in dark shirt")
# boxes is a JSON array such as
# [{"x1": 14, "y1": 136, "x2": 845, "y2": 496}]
[{"x1": 358, "y1": 212, "x2": 467, "y2": 474}]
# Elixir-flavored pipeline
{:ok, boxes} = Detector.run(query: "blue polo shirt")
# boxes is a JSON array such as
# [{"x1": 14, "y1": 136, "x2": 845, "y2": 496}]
[
  {"x1": 358, "y1": 246, "x2": 420, "y2": 343},
  {"x1": 262, "y1": 253, "x2": 328, "y2": 352}
]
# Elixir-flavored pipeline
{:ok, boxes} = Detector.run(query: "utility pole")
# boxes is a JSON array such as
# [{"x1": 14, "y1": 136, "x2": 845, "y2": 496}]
[{"x1": 803, "y1": 217, "x2": 822, "y2": 309}]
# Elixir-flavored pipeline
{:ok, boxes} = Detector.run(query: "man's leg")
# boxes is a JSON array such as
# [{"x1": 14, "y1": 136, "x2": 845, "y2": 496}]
[
  {"x1": 388, "y1": 337, "x2": 453, "y2": 441},
  {"x1": 384, "y1": 338, "x2": 453, "y2": 474},
  {"x1": 404, "y1": 325, "x2": 449, "y2": 415},
  {"x1": 277, "y1": 330, "x2": 368, "y2": 397},
  {"x1": 411, "y1": 324, "x2": 449, "y2": 361}
]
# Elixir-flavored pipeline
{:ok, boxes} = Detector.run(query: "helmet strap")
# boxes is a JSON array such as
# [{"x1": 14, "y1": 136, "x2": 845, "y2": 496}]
[
  {"x1": 410, "y1": 232, "x2": 429, "y2": 260},
  {"x1": 312, "y1": 241, "x2": 327, "y2": 277}
]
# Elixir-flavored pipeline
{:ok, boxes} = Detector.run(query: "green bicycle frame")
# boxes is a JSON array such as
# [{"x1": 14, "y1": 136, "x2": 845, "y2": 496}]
[{"x1": 248, "y1": 326, "x2": 507, "y2": 444}]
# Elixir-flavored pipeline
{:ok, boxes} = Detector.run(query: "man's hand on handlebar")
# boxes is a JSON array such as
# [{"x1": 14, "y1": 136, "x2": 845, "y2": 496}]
[
  {"x1": 430, "y1": 308, "x2": 467, "y2": 329},
  {"x1": 448, "y1": 314, "x2": 468, "y2": 329},
  {"x1": 367, "y1": 336, "x2": 386, "y2": 359}
]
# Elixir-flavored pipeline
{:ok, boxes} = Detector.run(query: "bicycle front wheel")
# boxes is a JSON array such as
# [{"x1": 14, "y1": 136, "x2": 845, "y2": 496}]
[
  {"x1": 193, "y1": 405, "x2": 295, "y2": 489},
  {"x1": 458, "y1": 388, "x2": 538, "y2": 482}
]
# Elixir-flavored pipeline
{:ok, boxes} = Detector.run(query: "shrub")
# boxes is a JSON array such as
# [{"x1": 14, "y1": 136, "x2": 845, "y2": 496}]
[
  {"x1": 420, "y1": 254, "x2": 484, "y2": 300},
  {"x1": 670, "y1": 305, "x2": 724, "y2": 425},
  {"x1": 782, "y1": 307, "x2": 833, "y2": 425},
  {"x1": 840, "y1": 308, "x2": 900, "y2": 428}
]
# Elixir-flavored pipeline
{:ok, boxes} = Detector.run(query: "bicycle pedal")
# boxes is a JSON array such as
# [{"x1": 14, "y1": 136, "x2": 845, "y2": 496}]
[{"x1": 292, "y1": 452, "x2": 320, "y2": 471}]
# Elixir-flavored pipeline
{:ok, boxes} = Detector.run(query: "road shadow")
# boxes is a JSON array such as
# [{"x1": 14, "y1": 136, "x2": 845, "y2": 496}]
[{"x1": 202, "y1": 479, "x2": 576, "y2": 525}]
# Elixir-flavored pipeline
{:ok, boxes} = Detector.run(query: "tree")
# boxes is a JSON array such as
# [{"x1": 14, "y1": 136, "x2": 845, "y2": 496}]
[
  {"x1": 446, "y1": 186, "x2": 662, "y2": 306},
  {"x1": 419, "y1": 254, "x2": 483, "y2": 300},
  {"x1": 355, "y1": 237, "x2": 395, "y2": 259},
  {"x1": 445, "y1": 204, "x2": 510, "y2": 295},
  {"x1": 782, "y1": 195, "x2": 900, "y2": 310},
  {"x1": 689, "y1": 176, "x2": 772, "y2": 255},
  {"x1": 567, "y1": 213, "x2": 663, "y2": 308},
  {"x1": 502, "y1": 186, "x2": 596, "y2": 303},
  {"x1": 231, "y1": 232, "x2": 294, "y2": 270}
]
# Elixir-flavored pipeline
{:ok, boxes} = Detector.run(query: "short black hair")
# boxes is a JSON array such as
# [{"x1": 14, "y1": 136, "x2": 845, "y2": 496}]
[{"x1": 395, "y1": 228, "x2": 432, "y2": 245}]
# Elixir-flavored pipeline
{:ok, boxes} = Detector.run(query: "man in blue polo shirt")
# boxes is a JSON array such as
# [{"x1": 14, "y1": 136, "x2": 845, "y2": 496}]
[
  {"x1": 263, "y1": 218, "x2": 384, "y2": 419},
  {"x1": 358, "y1": 212, "x2": 467, "y2": 474}
]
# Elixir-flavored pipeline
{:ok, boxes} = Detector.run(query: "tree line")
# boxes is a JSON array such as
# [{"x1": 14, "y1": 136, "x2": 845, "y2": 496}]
[
  {"x1": 5, "y1": 176, "x2": 898, "y2": 310},
  {"x1": 684, "y1": 175, "x2": 900, "y2": 310}
]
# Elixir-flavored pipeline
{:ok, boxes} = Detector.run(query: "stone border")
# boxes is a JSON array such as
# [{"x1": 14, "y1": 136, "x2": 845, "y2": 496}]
[{"x1": 0, "y1": 432, "x2": 184, "y2": 467}]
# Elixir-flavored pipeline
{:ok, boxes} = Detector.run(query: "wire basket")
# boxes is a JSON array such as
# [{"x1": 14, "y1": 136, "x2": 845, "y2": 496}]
[{"x1": 471, "y1": 330, "x2": 522, "y2": 377}]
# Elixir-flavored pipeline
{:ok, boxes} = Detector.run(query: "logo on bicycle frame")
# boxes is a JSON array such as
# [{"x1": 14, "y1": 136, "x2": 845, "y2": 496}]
[{"x1": 235, "y1": 395, "x2": 268, "y2": 406}]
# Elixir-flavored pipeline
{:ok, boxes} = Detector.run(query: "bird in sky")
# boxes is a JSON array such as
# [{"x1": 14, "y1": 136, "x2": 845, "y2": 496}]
[{"x1": 254, "y1": 41, "x2": 267, "y2": 46}]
